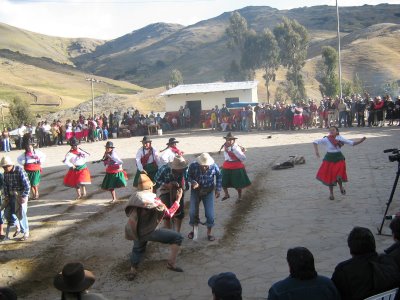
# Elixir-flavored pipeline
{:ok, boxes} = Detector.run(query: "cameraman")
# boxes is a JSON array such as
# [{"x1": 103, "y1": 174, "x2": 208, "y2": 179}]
[{"x1": 154, "y1": 155, "x2": 188, "y2": 233}]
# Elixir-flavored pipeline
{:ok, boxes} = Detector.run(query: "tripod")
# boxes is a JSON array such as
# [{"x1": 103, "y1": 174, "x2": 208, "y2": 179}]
[{"x1": 378, "y1": 159, "x2": 400, "y2": 235}]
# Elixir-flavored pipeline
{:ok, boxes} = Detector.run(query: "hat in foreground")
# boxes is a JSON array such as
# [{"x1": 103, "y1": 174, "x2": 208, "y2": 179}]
[
  {"x1": 196, "y1": 153, "x2": 214, "y2": 166},
  {"x1": 0, "y1": 156, "x2": 14, "y2": 167},
  {"x1": 208, "y1": 272, "x2": 242, "y2": 298},
  {"x1": 169, "y1": 155, "x2": 188, "y2": 170},
  {"x1": 53, "y1": 262, "x2": 95, "y2": 293},
  {"x1": 223, "y1": 132, "x2": 238, "y2": 140},
  {"x1": 137, "y1": 173, "x2": 155, "y2": 191}
]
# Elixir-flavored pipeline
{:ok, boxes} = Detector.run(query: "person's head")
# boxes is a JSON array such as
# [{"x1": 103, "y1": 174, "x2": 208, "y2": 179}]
[
  {"x1": 223, "y1": 132, "x2": 237, "y2": 146},
  {"x1": 1, "y1": 156, "x2": 14, "y2": 173},
  {"x1": 287, "y1": 247, "x2": 317, "y2": 280},
  {"x1": 347, "y1": 226, "x2": 376, "y2": 256},
  {"x1": 328, "y1": 126, "x2": 339, "y2": 136},
  {"x1": 105, "y1": 141, "x2": 114, "y2": 153},
  {"x1": 196, "y1": 153, "x2": 214, "y2": 173},
  {"x1": 390, "y1": 217, "x2": 400, "y2": 241},
  {"x1": 69, "y1": 138, "x2": 79, "y2": 149},
  {"x1": 24, "y1": 143, "x2": 34, "y2": 153},
  {"x1": 0, "y1": 287, "x2": 17, "y2": 300},
  {"x1": 167, "y1": 137, "x2": 179, "y2": 147},
  {"x1": 53, "y1": 262, "x2": 95, "y2": 296},
  {"x1": 208, "y1": 272, "x2": 242, "y2": 300},
  {"x1": 169, "y1": 155, "x2": 188, "y2": 176},
  {"x1": 141, "y1": 136, "x2": 152, "y2": 149},
  {"x1": 137, "y1": 173, "x2": 154, "y2": 191}
]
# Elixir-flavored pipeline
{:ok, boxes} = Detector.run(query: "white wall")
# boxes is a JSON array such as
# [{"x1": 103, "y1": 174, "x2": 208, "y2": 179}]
[{"x1": 165, "y1": 87, "x2": 258, "y2": 111}]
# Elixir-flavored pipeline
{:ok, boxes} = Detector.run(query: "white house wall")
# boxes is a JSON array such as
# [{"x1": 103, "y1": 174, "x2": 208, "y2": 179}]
[{"x1": 165, "y1": 88, "x2": 258, "y2": 112}]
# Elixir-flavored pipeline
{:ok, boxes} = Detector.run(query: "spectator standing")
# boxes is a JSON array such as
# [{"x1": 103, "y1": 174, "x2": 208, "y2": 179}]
[
  {"x1": 2, "y1": 128, "x2": 11, "y2": 152},
  {"x1": 267, "y1": 247, "x2": 340, "y2": 300}
]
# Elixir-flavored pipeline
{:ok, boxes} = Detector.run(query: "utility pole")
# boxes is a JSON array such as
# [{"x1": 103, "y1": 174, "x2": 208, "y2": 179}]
[
  {"x1": 336, "y1": 0, "x2": 343, "y2": 98},
  {"x1": 86, "y1": 77, "x2": 101, "y2": 118}
]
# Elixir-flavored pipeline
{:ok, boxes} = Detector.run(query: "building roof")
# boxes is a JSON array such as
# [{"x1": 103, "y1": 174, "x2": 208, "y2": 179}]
[{"x1": 160, "y1": 81, "x2": 258, "y2": 96}]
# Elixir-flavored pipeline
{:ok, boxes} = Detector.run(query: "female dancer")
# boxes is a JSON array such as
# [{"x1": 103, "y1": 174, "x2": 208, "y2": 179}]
[
  {"x1": 17, "y1": 141, "x2": 46, "y2": 200},
  {"x1": 133, "y1": 136, "x2": 159, "y2": 188},
  {"x1": 99, "y1": 141, "x2": 127, "y2": 202},
  {"x1": 219, "y1": 132, "x2": 251, "y2": 201},
  {"x1": 159, "y1": 137, "x2": 184, "y2": 166},
  {"x1": 313, "y1": 126, "x2": 366, "y2": 200},
  {"x1": 63, "y1": 137, "x2": 91, "y2": 200}
]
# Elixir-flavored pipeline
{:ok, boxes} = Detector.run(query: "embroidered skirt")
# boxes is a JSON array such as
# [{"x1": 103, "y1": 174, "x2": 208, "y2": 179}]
[
  {"x1": 316, "y1": 152, "x2": 348, "y2": 186},
  {"x1": 101, "y1": 171, "x2": 128, "y2": 190},
  {"x1": 64, "y1": 165, "x2": 91, "y2": 188},
  {"x1": 27, "y1": 170, "x2": 41, "y2": 186}
]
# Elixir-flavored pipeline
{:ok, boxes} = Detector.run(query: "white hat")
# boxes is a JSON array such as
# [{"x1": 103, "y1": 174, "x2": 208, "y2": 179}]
[
  {"x1": 196, "y1": 153, "x2": 214, "y2": 166},
  {"x1": 1, "y1": 156, "x2": 14, "y2": 167},
  {"x1": 169, "y1": 155, "x2": 188, "y2": 170}
]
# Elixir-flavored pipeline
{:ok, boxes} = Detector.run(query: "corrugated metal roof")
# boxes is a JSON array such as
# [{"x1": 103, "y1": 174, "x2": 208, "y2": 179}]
[{"x1": 160, "y1": 81, "x2": 258, "y2": 96}]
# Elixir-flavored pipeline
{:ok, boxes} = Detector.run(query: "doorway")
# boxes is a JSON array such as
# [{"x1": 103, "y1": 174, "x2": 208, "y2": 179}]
[{"x1": 186, "y1": 100, "x2": 202, "y2": 128}]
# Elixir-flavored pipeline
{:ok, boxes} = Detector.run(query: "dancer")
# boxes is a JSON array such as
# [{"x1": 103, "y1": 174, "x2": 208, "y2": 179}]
[
  {"x1": 17, "y1": 141, "x2": 46, "y2": 200},
  {"x1": 219, "y1": 132, "x2": 251, "y2": 201},
  {"x1": 63, "y1": 138, "x2": 91, "y2": 200},
  {"x1": 313, "y1": 126, "x2": 366, "y2": 200},
  {"x1": 187, "y1": 153, "x2": 221, "y2": 241},
  {"x1": 133, "y1": 136, "x2": 159, "y2": 187},
  {"x1": 98, "y1": 141, "x2": 127, "y2": 203},
  {"x1": 125, "y1": 173, "x2": 184, "y2": 280},
  {"x1": 159, "y1": 137, "x2": 184, "y2": 166}
]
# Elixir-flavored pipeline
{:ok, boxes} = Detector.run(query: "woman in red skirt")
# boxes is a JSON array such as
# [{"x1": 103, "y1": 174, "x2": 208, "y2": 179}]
[
  {"x1": 313, "y1": 126, "x2": 366, "y2": 200},
  {"x1": 63, "y1": 137, "x2": 91, "y2": 200}
]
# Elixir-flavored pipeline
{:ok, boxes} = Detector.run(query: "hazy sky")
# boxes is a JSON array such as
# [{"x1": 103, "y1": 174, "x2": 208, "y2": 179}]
[{"x1": 0, "y1": 0, "x2": 398, "y2": 40}]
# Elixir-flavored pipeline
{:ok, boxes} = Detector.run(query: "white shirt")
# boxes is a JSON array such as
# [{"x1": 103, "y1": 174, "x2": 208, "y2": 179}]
[
  {"x1": 106, "y1": 151, "x2": 123, "y2": 166},
  {"x1": 64, "y1": 149, "x2": 90, "y2": 167},
  {"x1": 17, "y1": 149, "x2": 46, "y2": 165},
  {"x1": 223, "y1": 143, "x2": 246, "y2": 162},
  {"x1": 159, "y1": 148, "x2": 176, "y2": 166},
  {"x1": 313, "y1": 135, "x2": 354, "y2": 153},
  {"x1": 135, "y1": 147, "x2": 159, "y2": 171}
]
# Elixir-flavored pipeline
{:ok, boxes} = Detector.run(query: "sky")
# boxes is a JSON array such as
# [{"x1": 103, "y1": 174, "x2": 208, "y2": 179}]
[{"x1": 0, "y1": 0, "x2": 399, "y2": 40}]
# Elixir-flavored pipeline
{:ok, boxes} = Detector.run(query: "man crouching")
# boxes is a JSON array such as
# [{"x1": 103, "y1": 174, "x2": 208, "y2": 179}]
[{"x1": 125, "y1": 173, "x2": 184, "y2": 280}]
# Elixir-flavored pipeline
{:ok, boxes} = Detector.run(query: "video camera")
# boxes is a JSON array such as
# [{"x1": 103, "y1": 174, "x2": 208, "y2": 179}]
[{"x1": 384, "y1": 148, "x2": 400, "y2": 162}]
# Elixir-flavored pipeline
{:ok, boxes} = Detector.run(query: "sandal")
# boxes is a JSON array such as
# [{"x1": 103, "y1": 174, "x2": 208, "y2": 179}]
[
  {"x1": 329, "y1": 195, "x2": 335, "y2": 200},
  {"x1": 13, "y1": 230, "x2": 21, "y2": 238},
  {"x1": 221, "y1": 195, "x2": 230, "y2": 201},
  {"x1": 167, "y1": 263, "x2": 183, "y2": 272},
  {"x1": 340, "y1": 189, "x2": 346, "y2": 195},
  {"x1": 207, "y1": 235, "x2": 216, "y2": 241},
  {"x1": 187, "y1": 232, "x2": 194, "y2": 239}
]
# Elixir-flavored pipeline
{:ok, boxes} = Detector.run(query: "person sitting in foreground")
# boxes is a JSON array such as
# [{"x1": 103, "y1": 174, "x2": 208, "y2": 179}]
[
  {"x1": 332, "y1": 226, "x2": 400, "y2": 300},
  {"x1": 267, "y1": 247, "x2": 340, "y2": 300},
  {"x1": 385, "y1": 216, "x2": 400, "y2": 268},
  {"x1": 125, "y1": 173, "x2": 184, "y2": 280},
  {"x1": 208, "y1": 272, "x2": 242, "y2": 300},
  {"x1": 53, "y1": 262, "x2": 108, "y2": 300}
]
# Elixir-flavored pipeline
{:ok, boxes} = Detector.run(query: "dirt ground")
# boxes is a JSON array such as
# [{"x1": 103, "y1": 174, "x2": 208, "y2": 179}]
[{"x1": 1, "y1": 127, "x2": 400, "y2": 300}]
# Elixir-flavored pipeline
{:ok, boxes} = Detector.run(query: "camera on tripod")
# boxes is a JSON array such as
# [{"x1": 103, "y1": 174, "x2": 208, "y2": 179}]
[{"x1": 384, "y1": 148, "x2": 400, "y2": 162}]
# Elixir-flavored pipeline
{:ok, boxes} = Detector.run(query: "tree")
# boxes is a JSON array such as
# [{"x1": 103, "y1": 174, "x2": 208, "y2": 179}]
[
  {"x1": 241, "y1": 29, "x2": 280, "y2": 103},
  {"x1": 225, "y1": 11, "x2": 248, "y2": 51},
  {"x1": 273, "y1": 17, "x2": 309, "y2": 99},
  {"x1": 318, "y1": 46, "x2": 340, "y2": 97},
  {"x1": 168, "y1": 69, "x2": 183, "y2": 87},
  {"x1": 9, "y1": 97, "x2": 35, "y2": 127},
  {"x1": 224, "y1": 60, "x2": 249, "y2": 82}
]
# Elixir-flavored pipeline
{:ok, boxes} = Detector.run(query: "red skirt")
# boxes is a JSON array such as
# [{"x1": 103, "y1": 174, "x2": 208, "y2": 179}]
[
  {"x1": 64, "y1": 167, "x2": 91, "y2": 187},
  {"x1": 75, "y1": 132, "x2": 83, "y2": 140},
  {"x1": 316, "y1": 159, "x2": 348, "y2": 186}
]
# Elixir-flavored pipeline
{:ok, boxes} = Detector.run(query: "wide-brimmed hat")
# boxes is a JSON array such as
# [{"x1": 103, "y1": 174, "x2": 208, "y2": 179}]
[
  {"x1": 141, "y1": 136, "x2": 152, "y2": 143},
  {"x1": 53, "y1": 262, "x2": 95, "y2": 293},
  {"x1": 167, "y1": 137, "x2": 179, "y2": 145},
  {"x1": 168, "y1": 155, "x2": 188, "y2": 170},
  {"x1": 0, "y1": 156, "x2": 13, "y2": 167},
  {"x1": 208, "y1": 272, "x2": 242, "y2": 299},
  {"x1": 223, "y1": 132, "x2": 237, "y2": 140},
  {"x1": 196, "y1": 153, "x2": 214, "y2": 166},
  {"x1": 69, "y1": 137, "x2": 79, "y2": 146},
  {"x1": 105, "y1": 141, "x2": 115, "y2": 148},
  {"x1": 137, "y1": 173, "x2": 155, "y2": 191}
]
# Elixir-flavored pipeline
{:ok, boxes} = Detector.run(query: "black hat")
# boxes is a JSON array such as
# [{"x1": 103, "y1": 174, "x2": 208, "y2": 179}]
[
  {"x1": 105, "y1": 141, "x2": 115, "y2": 148},
  {"x1": 223, "y1": 132, "x2": 237, "y2": 140},
  {"x1": 167, "y1": 137, "x2": 179, "y2": 145},
  {"x1": 53, "y1": 262, "x2": 95, "y2": 293},
  {"x1": 208, "y1": 272, "x2": 242, "y2": 299},
  {"x1": 69, "y1": 137, "x2": 79, "y2": 146},
  {"x1": 141, "y1": 136, "x2": 152, "y2": 143}
]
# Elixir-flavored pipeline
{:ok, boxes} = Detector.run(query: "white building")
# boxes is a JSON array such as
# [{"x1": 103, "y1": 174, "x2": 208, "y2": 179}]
[{"x1": 160, "y1": 81, "x2": 259, "y2": 118}]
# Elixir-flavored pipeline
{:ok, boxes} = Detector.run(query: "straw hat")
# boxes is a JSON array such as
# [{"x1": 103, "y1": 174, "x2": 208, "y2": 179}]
[
  {"x1": 196, "y1": 153, "x2": 214, "y2": 166},
  {"x1": 137, "y1": 173, "x2": 155, "y2": 191},
  {"x1": 53, "y1": 262, "x2": 95, "y2": 293},
  {"x1": 0, "y1": 156, "x2": 14, "y2": 167},
  {"x1": 168, "y1": 155, "x2": 188, "y2": 170}
]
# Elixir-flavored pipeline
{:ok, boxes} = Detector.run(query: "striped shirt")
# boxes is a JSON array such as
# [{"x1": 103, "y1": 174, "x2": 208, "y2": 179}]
[{"x1": 4, "y1": 165, "x2": 31, "y2": 198}]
